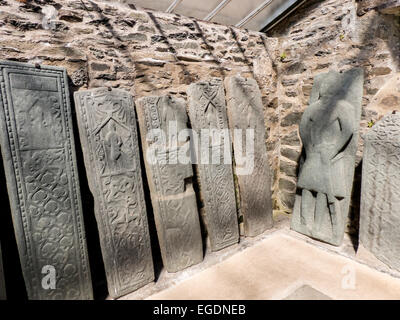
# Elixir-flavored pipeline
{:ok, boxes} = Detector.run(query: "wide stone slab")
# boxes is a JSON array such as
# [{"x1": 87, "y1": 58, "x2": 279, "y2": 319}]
[
  {"x1": 291, "y1": 68, "x2": 363, "y2": 246},
  {"x1": 224, "y1": 76, "x2": 273, "y2": 237},
  {"x1": 360, "y1": 113, "x2": 400, "y2": 271},
  {"x1": 0, "y1": 60, "x2": 93, "y2": 299},
  {"x1": 136, "y1": 95, "x2": 203, "y2": 273},
  {"x1": 187, "y1": 78, "x2": 239, "y2": 251},
  {"x1": 0, "y1": 242, "x2": 5, "y2": 300},
  {"x1": 74, "y1": 88, "x2": 154, "y2": 298}
]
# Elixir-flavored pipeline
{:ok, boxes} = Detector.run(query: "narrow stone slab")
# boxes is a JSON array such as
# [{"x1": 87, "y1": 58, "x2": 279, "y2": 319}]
[
  {"x1": 136, "y1": 95, "x2": 203, "y2": 273},
  {"x1": 0, "y1": 242, "x2": 5, "y2": 300},
  {"x1": 187, "y1": 78, "x2": 239, "y2": 251},
  {"x1": 224, "y1": 76, "x2": 273, "y2": 237},
  {"x1": 291, "y1": 68, "x2": 363, "y2": 246},
  {"x1": 74, "y1": 88, "x2": 154, "y2": 298},
  {"x1": 0, "y1": 60, "x2": 93, "y2": 299},
  {"x1": 360, "y1": 113, "x2": 400, "y2": 271}
]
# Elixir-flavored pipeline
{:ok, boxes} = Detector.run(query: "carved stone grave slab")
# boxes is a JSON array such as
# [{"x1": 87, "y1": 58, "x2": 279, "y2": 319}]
[
  {"x1": 74, "y1": 88, "x2": 154, "y2": 298},
  {"x1": 187, "y1": 78, "x2": 239, "y2": 251},
  {"x1": 0, "y1": 60, "x2": 93, "y2": 299},
  {"x1": 136, "y1": 95, "x2": 203, "y2": 273},
  {"x1": 224, "y1": 76, "x2": 273, "y2": 237},
  {"x1": 0, "y1": 242, "x2": 5, "y2": 300},
  {"x1": 360, "y1": 113, "x2": 400, "y2": 271},
  {"x1": 291, "y1": 68, "x2": 363, "y2": 246}
]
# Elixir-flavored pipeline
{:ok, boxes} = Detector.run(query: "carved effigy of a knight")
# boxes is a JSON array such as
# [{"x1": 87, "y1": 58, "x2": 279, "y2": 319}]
[{"x1": 291, "y1": 68, "x2": 363, "y2": 246}]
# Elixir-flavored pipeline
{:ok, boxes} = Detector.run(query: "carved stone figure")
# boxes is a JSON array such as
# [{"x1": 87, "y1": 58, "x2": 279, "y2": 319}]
[
  {"x1": 74, "y1": 88, "x2": 154, "y2": 298},
  {"x1": 0, "y1": 243, "x2": 5, "y2": 300},
  {"x1": 224, "y1": 76, "x2": 273, "y2": 237},
  {"x1": 0, "y1": 60, "x2": 93, "y2": 299},
  {"x1": 136, "y1": 95, "x2": 203, "y2": 273},
  {"x1": 187, "y1": 78, "x2": 239, "y2": 251},
  {"x1": 291, "y1": 68, "x2": 363, "y2": 246},
  {"x1": 360, "y1": 113, "x2": 400, "y2": 271}
]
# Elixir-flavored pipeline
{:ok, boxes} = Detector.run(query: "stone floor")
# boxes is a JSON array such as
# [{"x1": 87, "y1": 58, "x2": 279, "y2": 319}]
[{"x1": 117, "y1": 213, "x2": 400, "y2": 300}]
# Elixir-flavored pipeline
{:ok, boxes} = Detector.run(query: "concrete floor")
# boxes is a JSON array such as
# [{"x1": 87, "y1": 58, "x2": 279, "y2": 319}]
[{"x1": 119, "y1": 215, "x2": 400, "y2": 300}]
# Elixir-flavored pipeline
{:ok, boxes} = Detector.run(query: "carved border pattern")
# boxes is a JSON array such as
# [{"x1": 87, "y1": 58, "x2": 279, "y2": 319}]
[
  {"x1": 361, "y1": 114, "x2": 400, "y2": 270},
  {"x1": 0, "y1": 61, "x2": 92, "y2": 300}
]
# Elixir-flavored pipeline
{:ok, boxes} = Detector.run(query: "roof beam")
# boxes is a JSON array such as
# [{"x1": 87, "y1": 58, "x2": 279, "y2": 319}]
[
  {"x1": 166, "y1": 0, "x2": 183, "y2": 13},
  {"x1": 235, "y1": 0, "x2": 273, "y2": 28},
  {"x1": 204, "y1": 0, "x2": 232, "y2": 21}
]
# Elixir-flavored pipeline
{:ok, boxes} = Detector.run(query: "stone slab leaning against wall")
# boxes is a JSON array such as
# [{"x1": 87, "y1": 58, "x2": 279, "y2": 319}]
[
  {"x1": 74, "y1": 87, "x2": 154, "y2": 298},
  {"x1": 291, "y1": 68, "x2": 364, "y2": 246},
  {"x1": 0, "y1": 60, "x2": 93, "y2": 299},
  {"x1": 224, "y1": 76, "x2": 273, "y2": 237},
  {"x1": 360, "y1": 112, "x2": 400, "y2": 272},
  {"x1": 136, "y1": 95, "x2": 203, "y2": 273}
]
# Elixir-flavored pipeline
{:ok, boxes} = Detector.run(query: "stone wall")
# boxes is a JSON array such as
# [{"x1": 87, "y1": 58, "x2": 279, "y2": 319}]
[{"x1": 269, "y1": 0, "x2": 400, "y2": 234}]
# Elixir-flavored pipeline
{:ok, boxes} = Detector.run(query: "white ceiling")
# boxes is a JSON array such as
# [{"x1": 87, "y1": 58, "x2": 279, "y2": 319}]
[{"x1": 126, "y1": 0, "x2": 305, "y2": 32}]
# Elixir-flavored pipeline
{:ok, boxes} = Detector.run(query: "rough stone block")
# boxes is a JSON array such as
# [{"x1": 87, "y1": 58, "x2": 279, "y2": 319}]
[
  {"x1": 74, "y1": 88, "x2": 154, "y2": 298},
  {"x1": 0, "y1": 60, "x2": 93, "y2": 299},
  {"x1": 187, "y1": 78, "x2": 239, "y2": 250},
  {"x1": 291, "y1": 68, "x2": 364, "y2": 246},
  {"x1": 224, "y1": 76, "x2": 273, "y2": 237},
  {"x1": 136, "y1": 95, "x2": 203, "y2": 273},
  {"x1": 360, "y1": 113, "x2": 400, "y2": 271}
]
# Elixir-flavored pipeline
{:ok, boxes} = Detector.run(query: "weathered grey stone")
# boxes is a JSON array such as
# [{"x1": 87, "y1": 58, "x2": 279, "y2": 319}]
[
  {"x1": 74, "y1": 88, "x2": 154, "y2": 298},
  {"x1": 70, "y1": 67, "x2": 87, "y2": 87},
  {"x1": 285, "y1": 90, "x2": 298, "y2": 98},
  {"x1": 281, "y1": 130, "x2": 300, "y2": 146},
  {"x1": 0, "y1": 242, "x2": 5, "y2": 300},
  {"x1": 58, "y1": 9, "x2": 83, "y2": 22},
  {"x1": 360, "y1": 113, "x2": 400, "y2": 271},
  {"x1": 280, "y1": 159, "x2": 298, "y2": 178},
  {"x1": 136, "y1": 96, "x2": 203, "y2": 273},
  {"x1": 282, "y1": 78, "x2": 298, "y2": 87},
  {"x1": 224, "y1": 76, "x2": 273, "y2": 237},
  {"x1": 120, "y1": 33, "x2": 147, "y2": 42},
  {"x1": 291, "y1": 68, "x2": 364, "y2": 246},
  {"x1": 378, "y1": 0, "x2": 400, "y2": 15},
  {"x1": 0, "y1": 60, "x2": 93, "y2": 299},
  {"x1": 187, "y1": 79, "x2": 239, "y2": 250},
  {"x1": 285, "y1": 62, "x2": 306, "y2": 75}
]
